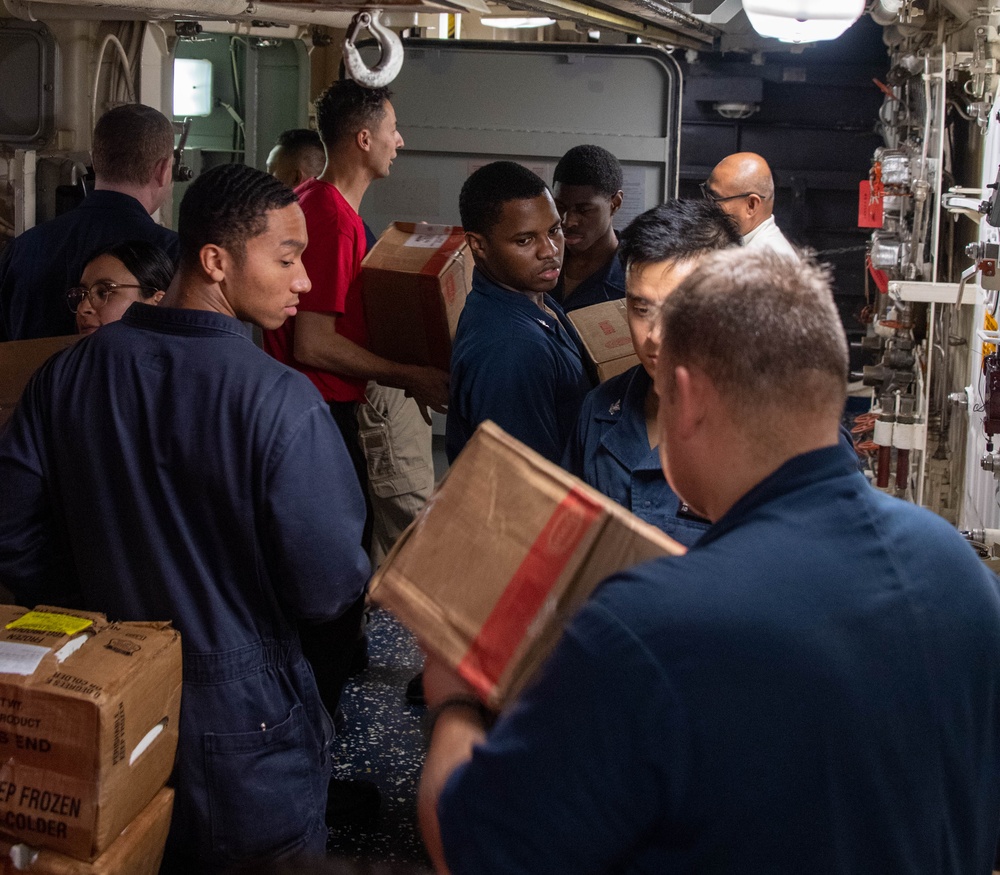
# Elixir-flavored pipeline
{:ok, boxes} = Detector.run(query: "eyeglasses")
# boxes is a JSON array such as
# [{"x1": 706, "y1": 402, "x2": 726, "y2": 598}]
[
  {"x1": 699, "y1": 182, "x2": 768, "y2": 204},
  {"x1": 66, "y1": 281, "x2": 154, "y2": 313}
]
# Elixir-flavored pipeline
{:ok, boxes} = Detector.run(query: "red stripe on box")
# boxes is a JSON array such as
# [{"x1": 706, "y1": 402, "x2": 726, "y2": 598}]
[
  {"x1": 457, "y1": 486, "x2": 602, "y2": 698},
  {"x1": 420, "y1": 233, "x2": 466, "y2": 277}
]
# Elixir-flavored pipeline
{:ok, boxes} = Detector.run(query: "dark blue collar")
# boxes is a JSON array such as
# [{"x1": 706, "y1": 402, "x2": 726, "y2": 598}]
[
  {"x1": 79, "y1": 189, "x2": 151, "y2": 218},
  {"x1": 593, "y1": 366, "x2": 647, "y2": 423},
  {"x1": 700, "y1": 445, "x2": 862, "y2": 547},
  {"x1": 556, "y1": 243, "x2": 625, "y2": 300},
  {"x1": 579, "y1": 248, "x2": 625, "y2": 291},
  {"x1": 596, "y1": 367, "x2": 661, "y2": 471},
  {"x1": 471, "y1": 267, "x2": 566, "y2": 333},
  {"x1": 122, "y1": 302, "x2": 254, "y2": 340}
]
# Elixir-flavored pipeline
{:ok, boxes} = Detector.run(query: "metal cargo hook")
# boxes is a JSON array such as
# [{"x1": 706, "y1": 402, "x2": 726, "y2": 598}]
[{"x1": 343, "y1": 10, "x2": 404, "y2": 89}]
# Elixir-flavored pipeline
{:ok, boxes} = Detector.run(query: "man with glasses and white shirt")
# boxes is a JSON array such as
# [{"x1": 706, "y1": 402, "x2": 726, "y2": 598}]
[{"x1": 702, "y1": 152, "x2": 797, "y2": 258}]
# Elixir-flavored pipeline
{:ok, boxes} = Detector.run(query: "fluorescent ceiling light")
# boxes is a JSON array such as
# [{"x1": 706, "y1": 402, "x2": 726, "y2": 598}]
[
  {"x1": 480, "y1": 15, "x2": 554, "y2": 27},
  {"x1": 742, "y1": 0, "x2": 863, "y2": 43}
]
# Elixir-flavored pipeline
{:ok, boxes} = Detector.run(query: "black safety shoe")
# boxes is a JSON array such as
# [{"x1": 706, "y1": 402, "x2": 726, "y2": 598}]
[
  {"x1": 326, "y1": 777, "x2": 381, "y2": 827},
  {"x1": 348, "y1": 633, "x2": 370, "y2": 677},
  {"x1": 405, "y1": 671, "x2": 425, "y2": 707}
]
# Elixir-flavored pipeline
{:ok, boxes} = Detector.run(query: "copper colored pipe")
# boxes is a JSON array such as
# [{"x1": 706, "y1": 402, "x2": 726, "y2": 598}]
[
  {"x1": 895, "y1": 449, "x2": 909, "y2": 491},
  {"x1": 877, "y1": 445, "x2": 892, "y2": 488}
]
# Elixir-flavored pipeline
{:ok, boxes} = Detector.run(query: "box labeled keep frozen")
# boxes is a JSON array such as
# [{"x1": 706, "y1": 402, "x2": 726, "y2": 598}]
[
  {"x1": 0, "y1": 606, "x2": 181, "y2": 861},
  {"x1": 0, "y1": 787, "x2": 174, "y2": 874},
  {"x1": 369, "y1": 421, "x2": 684, "y2": 708}
]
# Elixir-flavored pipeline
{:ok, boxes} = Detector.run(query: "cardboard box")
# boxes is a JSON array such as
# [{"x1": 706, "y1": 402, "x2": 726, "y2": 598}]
[
  {"x1": 0, "y1": 337, "x2": 80, "y2": 432},
  {"x1": 0, "y1": 606, "x2": 181, "y2": 861},
  {"x1": 361, "y1": 222, "x2": 473, "y2": 372},
  {"x1": 370, "y1": 421, "x2": 685, "y2": 708},
  {"x1": 567, "y1": 299, "x2": 640, "y2": 381},
  {"x1": 0, "y1": 787, "x2": 173, "y2": 875}
]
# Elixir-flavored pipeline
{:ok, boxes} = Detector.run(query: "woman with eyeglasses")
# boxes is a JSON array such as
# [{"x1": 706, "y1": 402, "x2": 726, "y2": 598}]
[{"x1": 67, "y1": 240, "x2": 174, "y2": 335}]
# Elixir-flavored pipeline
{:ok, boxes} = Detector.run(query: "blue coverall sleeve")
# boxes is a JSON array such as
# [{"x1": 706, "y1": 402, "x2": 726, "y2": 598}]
[
  {"x1": 438, "y1": 584, "x2": 691, "y2": 874},
  {"x1": 261, "y1": 402, "x2": 370, "y2": 624},
  {"x1": 0, "y1": 381, "x2": 78, "y2": 606},
  {"x1": 466, "y1": 338, "x2": 566, "y2": 463},
  {"x1": 561, "y1": 388, "x2": 598, "y2": 478}
]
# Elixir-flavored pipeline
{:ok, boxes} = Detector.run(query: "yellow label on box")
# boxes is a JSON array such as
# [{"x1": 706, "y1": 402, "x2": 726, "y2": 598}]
[{"x1": 6, "y1": 611, "x2": 93, "y2": 635}]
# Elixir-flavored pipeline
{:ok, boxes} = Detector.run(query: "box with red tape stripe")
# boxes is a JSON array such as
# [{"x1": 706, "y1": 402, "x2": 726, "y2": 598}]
[
  {"x1": 369, "y1": 421, "x2": 684, "y2": 709},
  {"x1": 361, "y1": 222, "x2": 473, "y2": 373}
]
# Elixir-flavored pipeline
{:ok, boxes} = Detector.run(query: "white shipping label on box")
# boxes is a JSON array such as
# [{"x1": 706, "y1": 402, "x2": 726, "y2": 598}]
[
  {"x1": 405, "y1": 230, "x2": 452, "y2": 249},
  {"x1": 0, "y1": 643, "x2": 49, "y2": 676}
]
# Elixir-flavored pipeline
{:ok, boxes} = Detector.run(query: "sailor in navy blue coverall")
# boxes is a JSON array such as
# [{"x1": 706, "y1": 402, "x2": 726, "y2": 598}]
[
  {"x1": 551, "y1": 145, "x2": 626, "y2": 313},
  {"x1": 0, "y1": 165, "x2": 369, "y2": 872},
  {"x1": 420, "y1": 248, "x2": 1000, "y2": 875},
  {"x1": 562, "y1": 199, "x2": 742, "y2": 544},
  {"x1": 446, "y1": 161, "x2": 593, "y2": 464}
]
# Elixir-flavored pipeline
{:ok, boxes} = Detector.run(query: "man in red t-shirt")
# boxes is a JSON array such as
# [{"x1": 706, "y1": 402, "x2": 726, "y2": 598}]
[
  {"x1": 264, "y1": 82, "x2": 447, "y2": 434},
  {"x1": 263, "y1": 79, "x2": 449, "y2": 823}
]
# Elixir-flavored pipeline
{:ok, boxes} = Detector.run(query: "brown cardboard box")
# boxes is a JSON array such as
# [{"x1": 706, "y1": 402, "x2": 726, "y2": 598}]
[
  {"x1": 370, "y1": 421, "x2": 684, "y2": 708},
  {"x1": 0, "y1": 606, "x2": 181, "y2": 861},
  {"x1": 0, "y1": 787, "x2": 173, "y2": 875},
  {"x1": 361, "y1": 222, "x2": 473, "y2": 371},
  {"x1": 567, "y1": 299, "x2": 640, "y2": 381},
  {"x1": 0, "y1": 337, "x2": 79, "y2": 431}
]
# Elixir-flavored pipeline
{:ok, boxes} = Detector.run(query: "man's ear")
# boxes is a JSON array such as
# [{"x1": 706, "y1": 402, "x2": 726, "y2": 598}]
[
  {"x1": 673, "y1": 364, "x2": 711, "y2": 440},
  {"x1": 154, "y1": 154, "x2": 173, "y2": 189},
  {"x1": 745, "y1": 193, "x2": 763, "y2": 218},
  {"x1": 356, "y1": 127, "x2": 372, "y2": 153},
  {"x1": 609, "y1": 190, "x2": 624, "y2": 216},
  {"x1": 465, "y1": 231, "x2": 488, "y2": 262},
  {"x1": 199, "y1": 244, "x2": 228, "y2": 283},
  {"x1": 291, "y1": 168, "x2": 304, "y2": 187},
  {"x1": 150, "y1": 290, "x2": 166, "y2": 305}
]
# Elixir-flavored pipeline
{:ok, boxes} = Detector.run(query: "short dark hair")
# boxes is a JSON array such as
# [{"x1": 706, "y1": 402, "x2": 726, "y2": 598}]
[
  {"x1": 660, "y1": 249, "x2": 847, "y2": 416},
  {"x1": 89, "y1": 240, "x2": 176, "y2": 297},
  {"x1": 315, "y1": 80, "x2": 391, "y2": 148},
  {"x1": 276, "y1": 128, "x2": 324, "y2": 155},
  {"x1": 552, "y1": 145, "x2": 623, "y2": 197},
  {"x1": 618, "y1": 199, "x2": 741, "y2": 271},
  {"x1": 459, "y1": 161, "x2": 550, "y2": 236},
  {"x1": 92, "y1": 104, "x2": 174, "y2": 187},
  {"x1": 178, "y1": 163, "x2": 298, "y2": 266}
]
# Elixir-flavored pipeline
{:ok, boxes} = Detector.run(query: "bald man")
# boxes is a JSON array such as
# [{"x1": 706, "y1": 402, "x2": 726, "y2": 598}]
[{"x1": 703, "y1": 152, "x2": 796, "y2": 257}]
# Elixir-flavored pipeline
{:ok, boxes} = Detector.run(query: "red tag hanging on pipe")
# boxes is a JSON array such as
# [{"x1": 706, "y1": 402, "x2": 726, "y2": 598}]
[{"x1": 858, "y1": 179, "x2": 884, "y2": 228}]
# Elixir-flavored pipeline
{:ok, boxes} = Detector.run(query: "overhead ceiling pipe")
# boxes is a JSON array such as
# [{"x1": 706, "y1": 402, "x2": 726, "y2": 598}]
[{"x1": 2, "y1": 0, "x2": 484, "y2": 24}]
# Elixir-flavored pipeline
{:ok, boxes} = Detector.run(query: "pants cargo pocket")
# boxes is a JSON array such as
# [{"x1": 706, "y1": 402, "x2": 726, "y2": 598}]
[
  {"x1": 359, "y1": 420, "x2": 397, "y2": 484},
  {"x1": 204, "y1": 704, "x2": 319, "y2": 860}
]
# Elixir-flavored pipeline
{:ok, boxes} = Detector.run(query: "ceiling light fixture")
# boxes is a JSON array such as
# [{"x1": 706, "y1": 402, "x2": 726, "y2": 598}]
[
  {"x1": 479, "y1": 15, "x2": 555, "y2": 28},
  {"x1": 742, "y1": 0, "x2": 864, "y2": 44}
]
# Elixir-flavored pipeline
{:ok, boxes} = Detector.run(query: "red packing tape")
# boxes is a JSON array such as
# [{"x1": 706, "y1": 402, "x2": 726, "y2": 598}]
[
  {"x1": 420, "y1": 233, "x2": 466, "y2": 277},
  {"x1": 458, "y1": 487, "x2": 602, "y2": 697}
]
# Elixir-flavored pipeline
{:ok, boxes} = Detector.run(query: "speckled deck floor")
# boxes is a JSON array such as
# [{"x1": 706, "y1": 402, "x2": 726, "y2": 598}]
[{"x1": 326, "y1": 608, "x2": 432, "y2": 870}]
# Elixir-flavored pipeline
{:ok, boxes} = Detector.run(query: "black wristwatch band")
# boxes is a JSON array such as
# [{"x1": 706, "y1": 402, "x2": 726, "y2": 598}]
[{"x1": 423, "y1": 694, "x2": 495, "y2": 744}]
